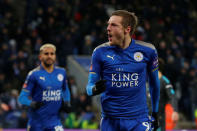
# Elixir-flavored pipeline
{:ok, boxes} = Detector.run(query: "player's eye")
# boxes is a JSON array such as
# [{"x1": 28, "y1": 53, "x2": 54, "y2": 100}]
[
  {"x1": 111, "y1": 23, "x2": 117, "y2": 26},
  {"x1": 44, "y1": 52, "x2": 54, "y2": 55}
]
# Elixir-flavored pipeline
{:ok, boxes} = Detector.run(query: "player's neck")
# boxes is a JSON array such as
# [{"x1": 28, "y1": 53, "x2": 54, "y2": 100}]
[
  {"x1": 120, "y1": 36, "x2": 131, "y2": 49},
  {"x1": 42, "y1": 63, "x2": 54, "y2": 73}
]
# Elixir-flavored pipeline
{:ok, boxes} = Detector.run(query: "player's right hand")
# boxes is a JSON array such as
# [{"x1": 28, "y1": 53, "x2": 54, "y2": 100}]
[
  {"x1": 60, "y1": 101, "x2": 72, "y2": 113},
  {"x1": 92, "y1": 80, "x2": 106, "y2": 96},
  {"x1": 30, "y1": 101, "x2": 44, "y2": 110},
  {"x1": 152, "y1": 112, "x2": 159, "y2": 131}
]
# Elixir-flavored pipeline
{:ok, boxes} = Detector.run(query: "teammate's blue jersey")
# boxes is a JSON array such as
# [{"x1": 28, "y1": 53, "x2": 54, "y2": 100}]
[
  {"x1": 22, "y1": 65, "x2": 69, "y2": 128},
  {"x1": 90, "y1": 39, "x2": 159, "y2": 119}
]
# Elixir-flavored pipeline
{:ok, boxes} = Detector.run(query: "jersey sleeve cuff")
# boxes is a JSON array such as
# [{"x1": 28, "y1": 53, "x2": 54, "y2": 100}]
[{"x1": 87, "y1": 85, "x2": 94, "y2": 96}]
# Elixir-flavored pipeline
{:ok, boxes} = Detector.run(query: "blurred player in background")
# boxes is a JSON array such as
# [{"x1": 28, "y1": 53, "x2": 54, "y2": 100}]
[
  {"x1": 18, "y1": 43, "x2": 71, "y2": 131},
  {"x1": 154, "y1": 58, "x2": 179, "y2": 131},
  {"x1": 86, "y1": 10, "x2": 160, "y2": 131}
]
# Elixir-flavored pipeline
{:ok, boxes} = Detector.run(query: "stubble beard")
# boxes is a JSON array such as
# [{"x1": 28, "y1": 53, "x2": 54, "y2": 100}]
[{"x1": 43, "y1": 59, "x2": 55, "y2": 67}]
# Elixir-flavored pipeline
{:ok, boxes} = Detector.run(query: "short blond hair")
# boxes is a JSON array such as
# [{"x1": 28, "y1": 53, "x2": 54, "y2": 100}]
[{"x1": 40, "y1": 43, "x2": 56, "y2": 53}]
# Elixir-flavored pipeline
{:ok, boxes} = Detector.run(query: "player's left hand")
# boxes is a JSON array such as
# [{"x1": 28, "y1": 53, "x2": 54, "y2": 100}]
[
  {"x1": 92, "y1": 80, "x2": 106, "y2": 96},
  {"x1": 30, "y1": 101, "x2": 44, "y2": 110},
  {"x1": 60, "y1": 101, "x2": 72, "y2": 113},
  {"x1": 152, "y1": 112, "x2": 159, "y2": 131}
]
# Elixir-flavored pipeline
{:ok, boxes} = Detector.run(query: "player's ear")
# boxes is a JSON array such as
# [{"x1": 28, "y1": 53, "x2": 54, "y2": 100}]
[
  {"x1": 125, "y1": 26, "x2": 131, "y2": 34},
  {"x1": 38, "y1": 54, "x2": 42, "y2": 61}
]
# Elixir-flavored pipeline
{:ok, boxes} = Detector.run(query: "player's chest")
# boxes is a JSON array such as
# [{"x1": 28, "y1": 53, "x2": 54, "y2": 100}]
[
  {"x1": 36, "y1": 72, "x2": 64, "y2": 90},
  {"x1": 102, "y1": 50, "x2": 148, "y2": 72}
]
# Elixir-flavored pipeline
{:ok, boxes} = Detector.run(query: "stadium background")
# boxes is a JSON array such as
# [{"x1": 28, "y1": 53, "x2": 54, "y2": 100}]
[{"x1": 0, "y1": 0, "x2": 197, "y2": 130}]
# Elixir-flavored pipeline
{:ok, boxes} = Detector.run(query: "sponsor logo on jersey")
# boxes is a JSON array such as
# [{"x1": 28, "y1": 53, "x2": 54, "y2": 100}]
[
  {"x1": 57, "y1": 74, "x2": 63, "y2": 81},
  {"x1": 42, "y1": 90, "x2": 61, "y2": 101},
  {"x1": 134, "y1": 52, "x2": 143, "y2": 62},
  {"x1": 111, "y1": 73, "x2": 139, "y2": 88}
]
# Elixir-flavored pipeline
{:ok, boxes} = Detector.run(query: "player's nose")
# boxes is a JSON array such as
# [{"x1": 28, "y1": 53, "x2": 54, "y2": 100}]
[{"x1": 107, "y1": 25, "x2": 111, "y2": 31}]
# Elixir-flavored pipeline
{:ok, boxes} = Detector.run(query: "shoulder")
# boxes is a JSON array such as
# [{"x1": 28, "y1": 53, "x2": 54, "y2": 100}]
[
  {"x1": 135, "y1": 40, "x2": 156, "y2": 51},
  {"x1": 54, "y1": 66, "x2": 66, "y2": 74},
  {"x1": 55, "y1": 66, "x2": 66, "y2": 72},
  {"x1": 55, "y1": 66, "x2": 66, "y2": 71},
  {"x1": 93, "y1": 42, "x2": 110, "y2": 52},
  {"x1": 27, "y1": 66, "x2": 41, "y2": 77}
]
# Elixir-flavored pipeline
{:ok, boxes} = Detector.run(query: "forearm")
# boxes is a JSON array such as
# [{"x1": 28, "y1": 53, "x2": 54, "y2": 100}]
[
  {"x1": 167, "y1": 87, "x2": 178, "y2": 111},
  {"x1": 61, "y1": 85, "x2": 72, "y2": 113},
  {"x1": 151, "y1": 85, "x2": 160, "y2": 112},
  {"x1": 62, "y1": 86, "x2": 71, "y2": 102},
  {"x1": 86, "y1": 73, "x2": 100, "y2": 96},
  {"x1": 149, "y1": 70, "x2": 160, "y2": 112},
  {"x1": 18, "y1": 90, "x2": 32, "y2": 106},
  {"x1": 170, "y1": 96, "x2": 178, "y2": 112}
]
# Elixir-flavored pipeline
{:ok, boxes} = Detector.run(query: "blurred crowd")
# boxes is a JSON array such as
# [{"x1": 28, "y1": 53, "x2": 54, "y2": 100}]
[{"x1": 0, "y1": 0, "x2": 197, "y2": 129}]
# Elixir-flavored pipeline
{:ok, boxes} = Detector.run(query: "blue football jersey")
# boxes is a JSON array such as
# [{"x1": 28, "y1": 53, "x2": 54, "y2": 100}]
[
  {"x1": 90, "y1": 39, "x2": 159, "y2": 119},
  {"x1": 22, "y1": 65, "x2": 69, "y2": 127}
]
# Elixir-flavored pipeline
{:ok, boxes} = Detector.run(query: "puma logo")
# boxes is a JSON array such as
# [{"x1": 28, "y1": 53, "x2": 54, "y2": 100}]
[
  {"x1": 39, "y1": 76, "x2": 45, "y2": 81},
  {"x1": 107, "y1": 55, "x2": 115, "y2": 60}
]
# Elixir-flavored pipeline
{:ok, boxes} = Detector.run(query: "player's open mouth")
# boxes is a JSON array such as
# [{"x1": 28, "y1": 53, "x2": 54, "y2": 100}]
[{"x1": 108, "y1": 34, "x2": 112, "y2": 41}]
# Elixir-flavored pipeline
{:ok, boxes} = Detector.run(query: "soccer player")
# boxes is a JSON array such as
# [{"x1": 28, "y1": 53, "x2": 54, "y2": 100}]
[
  {"x1": 156, "y1": 58, "x2": 179, "y2": 131},
  {"x1": 86, "y1": 10, "x2": 160, "y2": 131},
  {"x1": 18, "y1": 43, "x2": 71, "y2": 131}
]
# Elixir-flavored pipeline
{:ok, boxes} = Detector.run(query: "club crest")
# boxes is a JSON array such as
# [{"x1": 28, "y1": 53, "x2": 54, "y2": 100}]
[
  {"x1": 57, "y1": 74, "x2": 64, "y2": 81},
  {"x1": 134, "y1": 52, "x2": 143, "y2": 62}
]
